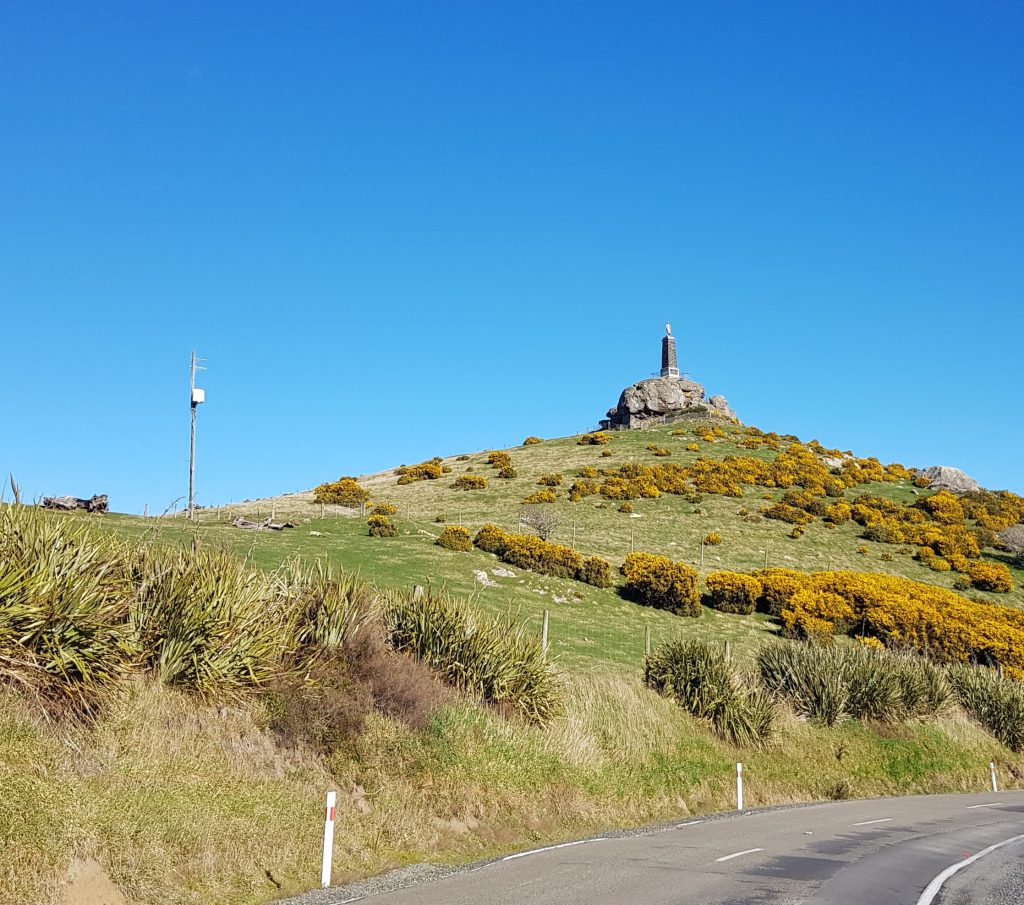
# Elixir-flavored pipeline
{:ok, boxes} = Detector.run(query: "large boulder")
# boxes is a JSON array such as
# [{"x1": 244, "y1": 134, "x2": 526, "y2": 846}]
[
  {"x1": 916, "y1": 465, "x2": 980, "y2": 493},
  {"x1": 602, "y1": 376, "x2": 736, "y2": 429}
]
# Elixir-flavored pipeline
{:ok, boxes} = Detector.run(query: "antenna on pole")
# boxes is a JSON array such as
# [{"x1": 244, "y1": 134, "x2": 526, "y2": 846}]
[{"x1": 188, "y1": 351, "x2": 207, "y2": 520}]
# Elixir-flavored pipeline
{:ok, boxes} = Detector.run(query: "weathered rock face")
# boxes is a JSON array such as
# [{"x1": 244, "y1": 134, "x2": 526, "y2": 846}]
[
  {"x1": 601, "y1": 376, "x2": 736, "y2": 429},
  {"x1": 916, "y1": 465, "x2": 981, "y2": 493}
]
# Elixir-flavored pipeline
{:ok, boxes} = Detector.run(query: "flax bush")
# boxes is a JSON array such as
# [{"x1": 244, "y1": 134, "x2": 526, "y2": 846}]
[
  {"x1": 645, "y1": 639, "x2": 777, "y2": 746},
  {"x1": 0, "y1": 503, "x2": 134, "y2": 715},
  {"x1": 383, "y1": 588, "x2": 561, "y2": 724}
]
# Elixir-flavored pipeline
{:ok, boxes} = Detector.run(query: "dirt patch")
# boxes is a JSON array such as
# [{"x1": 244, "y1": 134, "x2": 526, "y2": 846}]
[{"x1": 62, "y1": 858, "x2": 126, "y2": 905}]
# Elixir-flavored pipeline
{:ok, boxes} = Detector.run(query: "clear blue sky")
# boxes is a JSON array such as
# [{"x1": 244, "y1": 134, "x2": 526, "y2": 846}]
[{"x1": 2, "y1": 2, "x2": 1022, "y2": 513}]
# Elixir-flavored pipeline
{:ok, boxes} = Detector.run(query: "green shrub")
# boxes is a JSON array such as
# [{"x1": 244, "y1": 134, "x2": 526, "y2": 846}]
[
  {"x1": 314, "y1": 476, "x2": 370, "y2": 508},
  {"x1": 367, "y1": 514, "x2": 398, "y2": 537},
  {"x1": 384, "y1": 588, "x2": 561, "y2": 724},
  {"x1": 537, "y1": 473, "x2": 563, "y2": 487},
  {"x1": 579, "y1": 556, "x2": 613, "y2": 589},
  {"x1": 645, "y1": 639, "x2": 776, "y2": 746},
  {"x1": 453, "y1": 475, "x2": 488, "y2": 491},
  {"x1": 621, "y1": 552, "x2": 700, "y2": 617},
  {"x1": 436, "y1": 526, "x2": 473, "y2": 552},
  {"x1": 705, "y1": 572, "x2": 762, "y2": 615},
  {"x1": 497, "y1": 466, "x2": 518, "y2": 479},
  {"x1": 618, "y1": 501, "x2": 634, "y2": 514}
]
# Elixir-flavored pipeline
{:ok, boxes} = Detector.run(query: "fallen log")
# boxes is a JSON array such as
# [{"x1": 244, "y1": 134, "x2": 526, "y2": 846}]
[
  {"x1": 232, "y1": 516, "x2": 295, "y2": 531},
  {"x1": 42, "y1": 494, "x2": 109, "y2": 513}
]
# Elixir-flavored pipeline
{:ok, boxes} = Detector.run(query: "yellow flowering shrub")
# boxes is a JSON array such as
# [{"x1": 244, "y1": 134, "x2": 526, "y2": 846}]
[
  {"x1": 371, "y1": 502, "x2": 397, "y2": 516},
  {"x1": 578, "y1": 466, "x2": 600, "y2": 479},
  {"x1": 966, "y1": 561, "x2": 1014, "y2": 593},
  {"x1": 487, "y1": 451, "x2": 512, "y2": 469},
  {"x1": 705, "y1": 571, "x2": 762, "y2": 615},
  {"x1": 521, "y1": 489, "x2": 557, "y2": 504},
  {"x1": 453, "y1": 475, "x2": 488, "y2": 491},
  {"x1": 314, "y1": 477, "x2": 370, "y2": 508},
  {"x1": 471, "y1": 528, "x2": 611, "y2": 587},
  {"x1": 367, "y1": 513, "x2": 398, "y2": 537},
  {"x1": 397, "y1": 459, "x2": 444, "y2": 485},
  {"x1": 537, "y1": 473, "x2": 563, "y2": 487},
  {"x1": 473, "y1": 523, "x2": 509, "y2": 555},
  {"x1": 704, "y1": 531, "x2": 722, "y2": 545},
  {"x1": 577, "y1": 432, "x2": 611, "y2": 445},
  {"x1": 568, "y1": 480, "x2": 600, "y2": 502},
  {"x1": 436, "y1": 526, "x2": 473, "y2": 552},
  {"x1": 620, "y1": 552, "x2": 701, "y2": 617},
  {"x1": 522, "y1": 436, "x2": 543, "y2": 445},
  {"x1": 686, "y1": 443, "x2": 700, "y2": 452},
  {"x1": 781, "y1": 590, "x2": 855, "y2": 643},
  {"x1": 497, "y1": 465, "x2": 517, "y2": 479}
]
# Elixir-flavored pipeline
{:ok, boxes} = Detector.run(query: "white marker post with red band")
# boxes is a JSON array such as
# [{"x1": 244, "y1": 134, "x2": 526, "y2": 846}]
[{"x1": 321, "y1": 791, "x2": 337, "y2": 887}]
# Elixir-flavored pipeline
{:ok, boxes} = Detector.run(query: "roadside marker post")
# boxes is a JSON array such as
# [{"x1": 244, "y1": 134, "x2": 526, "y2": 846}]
[
  {"x1": 321, "y1": 791, "x2": 337, "y2": 888},
  {"x1": 736, "y1": 763, "x2": 744, "y2": 812},
  {"x1": 990, "y1": 762, "x2": 998, "y2": 793}
]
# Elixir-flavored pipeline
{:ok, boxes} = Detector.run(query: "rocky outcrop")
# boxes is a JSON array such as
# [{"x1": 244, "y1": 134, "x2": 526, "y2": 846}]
[
  {"x1": 601, "y1": 376, "x2": 736, "y2": 430},
  {"x1": 916, "y1": 466, "x2": 981, "y2": 493}
]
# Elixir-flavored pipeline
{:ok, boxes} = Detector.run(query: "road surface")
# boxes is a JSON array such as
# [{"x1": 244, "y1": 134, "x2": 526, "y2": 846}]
[{"x1": 291, "y1": 791, "x2": 1024, "y2": 905}]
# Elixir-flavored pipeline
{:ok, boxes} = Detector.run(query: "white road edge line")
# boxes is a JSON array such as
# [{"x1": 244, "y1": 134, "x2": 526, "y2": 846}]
[
  {"x1": 916, "y1": 832, "x2": 1024, "y2": 905},
  {"x1": 852, "y1": 818, "x2": 893, "y2": 826},
  {"x1": 966, "y1": 802, "x2": 1004, "y2": 809},
  {"x1": 502, "y1": 838, "x2": 607, "y2": 861},
  {"x1": 676, "y1": 820, "x2": 703, "y2": 828},
  {"x1": 715, "y1": 847, "x2": 764, "y2": 862}
]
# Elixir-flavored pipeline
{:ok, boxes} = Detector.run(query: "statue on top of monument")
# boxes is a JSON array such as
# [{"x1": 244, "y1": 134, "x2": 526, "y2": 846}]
[{"x1": 665, "y1": 321, "x2": 672, "y2": 336}]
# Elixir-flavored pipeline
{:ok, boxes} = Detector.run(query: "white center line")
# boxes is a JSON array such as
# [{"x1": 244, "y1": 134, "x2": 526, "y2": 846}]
[
  {"x1": 966, "y1": 802, "x2": 1004, "y2": 809},
  {"x1": 715, "y1": 847, "x2": 764, "y2": 862},
  {"x1": 852, "y1": 818, "x2": 893, "y2": 826}
]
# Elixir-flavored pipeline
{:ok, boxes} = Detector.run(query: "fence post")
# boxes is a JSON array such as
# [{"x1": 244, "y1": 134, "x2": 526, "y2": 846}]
[
  {"x1": 644, "y1": 624, "x2": 651, "y2": 658},
  {"x1": 630, "y1": 529, "x2": 635, "y2": 553},
  {"x1": 990, "y1": 761, "x2": 998, "y2": 793},
  {"x1": 541, "y1": 609, "x2": 550, "y2": 658},
  {"x1": 736, "y1": 763, "x2": 744, "y2": 812},
  {"x1": 321, "y1": 790, "x2": 337, "y2": 887},
  {"x1": 764, "y1": 546, "x2": 769, "y2": 569},
  {"x1": 572, "y1": 521, "x2": 577, "y2": 550}
]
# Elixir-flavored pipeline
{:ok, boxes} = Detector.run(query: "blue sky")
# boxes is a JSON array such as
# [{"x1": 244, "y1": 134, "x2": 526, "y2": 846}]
[{"x1": 2, "y1": 2, "x2": 1022, "y2": 513}]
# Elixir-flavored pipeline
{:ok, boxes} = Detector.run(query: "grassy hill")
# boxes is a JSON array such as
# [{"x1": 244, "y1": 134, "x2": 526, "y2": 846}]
[
  {"x1": 8, "y1": 418, "x2": 1024, "y2": 905},
  {"x1": 95, "y1": 418, "x2": 1024, "y2": 673}
]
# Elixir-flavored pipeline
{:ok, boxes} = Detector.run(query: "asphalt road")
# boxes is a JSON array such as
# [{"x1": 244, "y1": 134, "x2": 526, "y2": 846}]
[{"x1": 295, "y1": 791, "x2": 1024, "y2": 905}]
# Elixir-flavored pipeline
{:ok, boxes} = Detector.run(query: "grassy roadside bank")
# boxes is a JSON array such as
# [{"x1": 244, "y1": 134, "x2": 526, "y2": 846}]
[{"x1": 4, "y1": 667, "x2": 1018, "y2": 905}]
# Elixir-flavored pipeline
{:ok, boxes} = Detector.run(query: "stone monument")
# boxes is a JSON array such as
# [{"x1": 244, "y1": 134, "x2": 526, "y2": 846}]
[{"x1": 600, "y1": 322, "x2": 736, "y2": 429}]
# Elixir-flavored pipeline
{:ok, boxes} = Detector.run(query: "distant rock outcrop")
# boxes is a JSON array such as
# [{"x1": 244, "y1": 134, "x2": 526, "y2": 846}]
[
  {"x1": 916, "y1": 465, "x2": 980, "y2": 493},
  {"x1": 601, "y1": 376, "x2": 736, "y2": 430}
]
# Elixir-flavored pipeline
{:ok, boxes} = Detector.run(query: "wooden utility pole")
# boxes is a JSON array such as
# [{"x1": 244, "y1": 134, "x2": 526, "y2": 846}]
[{"x1": 188, "y1": 351, "x2": 206, "y2": 520}]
